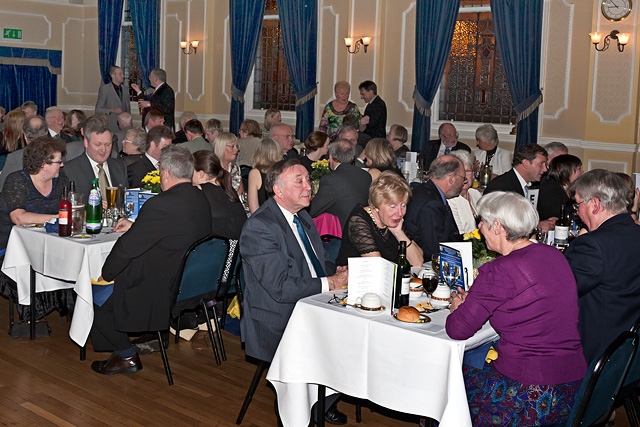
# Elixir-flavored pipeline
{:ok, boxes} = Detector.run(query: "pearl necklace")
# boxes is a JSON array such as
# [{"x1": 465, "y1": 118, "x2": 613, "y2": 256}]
[{"x1": 366, "y1": 206, "x2": 388, "y2": 236}]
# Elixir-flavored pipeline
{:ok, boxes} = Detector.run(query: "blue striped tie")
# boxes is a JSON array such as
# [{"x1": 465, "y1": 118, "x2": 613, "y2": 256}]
[{"x1": 293, "y1": 215, "x2": 325, "y2": 277}]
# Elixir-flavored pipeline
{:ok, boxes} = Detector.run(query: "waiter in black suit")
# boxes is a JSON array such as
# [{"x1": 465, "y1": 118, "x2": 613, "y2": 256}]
[
  {"x1": 358, "y1": 80, "x2": 387, "y2": 139},
  {"x1": 420, "y1": 123, "x2": 471, "y2": 169},
  {"x1": 90, "y1": 145, "x2": 211, "y2": 375},
  {"x1": 127, "y1": 125, "x2": 173, "y2": 188},
  {"x1": 565, "y1": 170, "x2": 640, "y2": 363},
  {"x1": 132, "y1": 68, "x2": 176, "y2": 130},
  {"x1": 404, "y1": 155, "x2": 465, "y2": 259},
  {"x1": 62, "y1": 116, "x2": 128, "y2": 207}
]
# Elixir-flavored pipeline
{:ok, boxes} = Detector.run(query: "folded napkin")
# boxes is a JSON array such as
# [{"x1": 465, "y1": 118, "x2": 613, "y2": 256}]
[
  {"x1": 91, "y1": 278, "x2": 114, "y2": 307},
  {"x1": 44, "y1": 218, "x2": 58, "y2": 234},
  {"x1": 463, "y1": 340, "x2": 499, "y2": 369}
]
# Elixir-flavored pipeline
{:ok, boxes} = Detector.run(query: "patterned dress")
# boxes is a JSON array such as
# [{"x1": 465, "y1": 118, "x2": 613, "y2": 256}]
[{"x1": 318, "y1": 101, "x2": 362, "y2": 141}]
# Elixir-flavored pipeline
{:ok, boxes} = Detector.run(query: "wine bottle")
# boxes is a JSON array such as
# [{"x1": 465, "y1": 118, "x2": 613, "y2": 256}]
[
  {"x1": 554, "y1": 204, "x2": 569, "y2": 249},
  {"x1": 394, "y1": 241, "x2": 411, "y2": 311},
  {"x1": 86, "y1": 178, "x2": 102, "y2": 234},
  {"x1": 58, "y1": 186, "x2": 71, "y2": 237}
]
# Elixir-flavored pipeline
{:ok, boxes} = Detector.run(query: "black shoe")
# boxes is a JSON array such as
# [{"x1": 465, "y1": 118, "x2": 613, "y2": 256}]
[
  {"x1": 91, "y1": 352, "x2": 142, "y2": 375},
  {"x1": 324, "y1": 406, "x2": 347, "y2": 426}
]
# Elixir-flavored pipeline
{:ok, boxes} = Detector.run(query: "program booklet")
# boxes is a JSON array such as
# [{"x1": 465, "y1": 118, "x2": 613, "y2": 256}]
[{"x1": 347, "y1": 257, "x2": 396, "y2": 315}]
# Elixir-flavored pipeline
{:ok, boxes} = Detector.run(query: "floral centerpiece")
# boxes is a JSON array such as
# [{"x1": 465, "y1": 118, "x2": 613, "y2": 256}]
[
  {"x1": 309, "y1": 159, "x2": 331, "y2": 181},
  {"x1": 463, "y1": 229, "x2": 498, "y2": 270},
  {"x1": 141, "y1": 170, "x2": 162, "y2": 194}
]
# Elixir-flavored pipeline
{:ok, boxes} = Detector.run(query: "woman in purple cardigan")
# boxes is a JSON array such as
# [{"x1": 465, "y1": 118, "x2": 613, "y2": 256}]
[{"x1": 446, "y1": 191, "x2": 587, "y2": 427}]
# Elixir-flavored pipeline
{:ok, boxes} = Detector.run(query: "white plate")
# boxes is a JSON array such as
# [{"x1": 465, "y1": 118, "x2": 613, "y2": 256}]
[{"x1": 354, "y1": 304, "x2": 386, "y2": 316}]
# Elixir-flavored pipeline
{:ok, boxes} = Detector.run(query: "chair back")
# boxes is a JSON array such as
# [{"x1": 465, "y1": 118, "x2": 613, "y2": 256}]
[
  {"x1": 565, "y1": 331, "x2": 638, "y2": 427},
  {"x1": 174, "y1": 235, "x2": 236, "y2": 303},
  {"x1": 621, "y1": 314, "x2": 640, "y2": 388}
]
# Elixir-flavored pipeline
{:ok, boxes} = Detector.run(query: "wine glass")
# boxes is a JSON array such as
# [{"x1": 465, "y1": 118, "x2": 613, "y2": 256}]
[{"x1": 422, "y1": 270, "x2": 439, "y2": 303}]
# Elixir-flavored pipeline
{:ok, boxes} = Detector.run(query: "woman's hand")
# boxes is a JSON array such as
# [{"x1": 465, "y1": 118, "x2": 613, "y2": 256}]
[
  {"x1": 114, "y1": 219, "x2": 133, "y2": 233},
  {"x1": 449, "y1": 286, "x2": 468, "y2": 313}
]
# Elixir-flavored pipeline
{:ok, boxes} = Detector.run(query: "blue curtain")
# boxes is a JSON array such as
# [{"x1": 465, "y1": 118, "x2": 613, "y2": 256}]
[
  {"x1": 277, "y1": 0, "x2": 317, "y2": 141},
  {"x1": 98, "y1": 0, "x2": 124, "y2": 85},
  {"x1": 229, "y1": 0, "x2": 266, "y2": 135},
  {"x1": 490, "y1": 0, "x2": 543, "y2": 148},
  {"x1": 0, "y1": 65, "x2": 57, "y2": 112},
  {"x1": 130, "y1": 0, "x2": 160, "y2": 89},
  {"x1": 410, "y1": 0, "x2": 460, "y2": 152}
]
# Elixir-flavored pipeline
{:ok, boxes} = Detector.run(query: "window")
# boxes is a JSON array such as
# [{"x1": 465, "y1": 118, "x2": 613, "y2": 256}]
[
  {"x1": 437, "y1": 3, "x2": 517, "y2": 125},
  {"x1": 252, "y1": 0, "x2": 296, "y2": 111},
  {"x1": 119, "y1": 0, "x2": 141, "y2": 99}
]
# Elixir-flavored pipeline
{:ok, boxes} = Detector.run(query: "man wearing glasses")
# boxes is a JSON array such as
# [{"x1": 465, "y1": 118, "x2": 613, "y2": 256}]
[
  {"x1": 404, "y1": 155, "x2": 465, "y2": 259},
  {"x1": 419, "y1": 122, "x2": 471, "y2": 170},
  {"x1": 270, "y1": 123, "x2": 298, "y2": 160},
  {"x1": 564, "y1": 169, "x2": 640, "y2": 363}
]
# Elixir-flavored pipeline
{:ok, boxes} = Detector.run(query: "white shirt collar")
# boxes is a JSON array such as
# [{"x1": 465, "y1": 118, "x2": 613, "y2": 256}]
[
  {"x1": 86, "y1": 154, "x2": 112, "y2": 183},
  {"x1": 513, "y1": 168, "x2": 530, "y2": 193},
  {"x1": 145, "y1": 152, "x2": 159, "y2": 169}
]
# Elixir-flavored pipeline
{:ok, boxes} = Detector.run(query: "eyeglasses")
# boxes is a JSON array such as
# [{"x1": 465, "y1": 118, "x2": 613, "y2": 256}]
[
  {"x1": 48, "y1": 160, "x2": 64, "y2": 165},
  {"x1": 277, "y1": 134, "x2": 294, "y2": 139},
  {"x1": 226, "y1": 144, "x2": 239, "y2": 149},
  {"x1": 123, "y1": 139, "x2": 132, "y2": 145},
  {"x1": 327, "y1": 293, "x2": 348, "y2": 306},
  {"x1": 454, "y1": 173, "x2": 468, "y2": 183},
  {"x1": 573, "y1": 199, "x2": 590, "y2": 211}
]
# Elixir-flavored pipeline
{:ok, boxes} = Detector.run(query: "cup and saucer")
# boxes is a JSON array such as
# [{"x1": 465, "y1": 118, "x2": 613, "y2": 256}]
[
  {"x1": 430, "y1": 284, "x2": 452, "y2": 309},
  {"x1": 354, "y1": 292, "x2": 386, "y2": 315}
]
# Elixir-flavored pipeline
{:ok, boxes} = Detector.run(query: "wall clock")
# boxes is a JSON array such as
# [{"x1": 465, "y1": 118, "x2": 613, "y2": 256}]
[{"x1": 601, "y1": 0, "x2": 632, "y2": 21}]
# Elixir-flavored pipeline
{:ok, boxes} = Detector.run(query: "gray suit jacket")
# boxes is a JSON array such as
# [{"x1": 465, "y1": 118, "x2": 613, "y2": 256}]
[
  {"x1": 239, "y1": 197, "x2": 336, "y2": 362},
  {"x1": 65, "y1": 140, "x2": 86, "y2": 162},
  {"x1": 0, "y1": 149, "x2": 23, "y2": 191},
  {"x1": 95, "y1": 82, "x2": 131, "y2": 133},
  {"x1": 183, "y1": 136, "x2": 212, "y2": 154},
  {"x1": 62, "y1": 154, "x2": 128, "y2": 198}
]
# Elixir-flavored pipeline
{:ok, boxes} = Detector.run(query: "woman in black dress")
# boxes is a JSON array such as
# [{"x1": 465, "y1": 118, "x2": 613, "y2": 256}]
[
  {"x1": 193, "y1": 150, "x2": 246, "y2": 240},
  {"x1": 0, "y1": 136, "x2": 72, "y2": 322},
  {"x1": 299, "y1": 131, "x2": 330, "y2": 173},
  {"x1": 336, "y1": 171, "x2": 423, "y2": 266},
  {"x1": 538, "y1": 154, "x2": 583, "y2": 220}
]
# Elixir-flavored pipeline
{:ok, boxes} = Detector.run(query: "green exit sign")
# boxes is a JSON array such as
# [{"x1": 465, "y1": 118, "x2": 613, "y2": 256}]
[{"x1": 3, "y1": 28, "x2": 22, "y2": 40}]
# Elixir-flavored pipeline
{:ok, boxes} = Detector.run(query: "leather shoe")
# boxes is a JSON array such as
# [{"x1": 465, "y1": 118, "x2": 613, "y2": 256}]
[
  {"x1": 91, "y1": 352, "x2": 143, "y2": 375},
  {"x1": 324, "y1": 406, "x2": 347, "y2": 425}
]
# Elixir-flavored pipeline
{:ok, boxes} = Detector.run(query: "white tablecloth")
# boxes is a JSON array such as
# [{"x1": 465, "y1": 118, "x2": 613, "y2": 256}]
[
  {"x1": 267, "y1": 292, "x2": 498, "y2": 427},
  {"x1": 1, "y1": 226, "x2": 120, "y2": 345}
]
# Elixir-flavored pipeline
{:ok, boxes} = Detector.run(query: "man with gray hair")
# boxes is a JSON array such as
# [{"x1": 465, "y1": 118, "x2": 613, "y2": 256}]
[
  {"x1": 473, "y1": 123, "x2": 512, "y2": 177},
  {"x1": 111, "y1": 112, "x2": 133, "y2": 157},
  {"x1": 565, "y1": 169, "x2": 640, "y2": 363},
  {"x1": 132, "y1": 68, "x2": 175, "y2": 130},
  {"x1": 309, "y1": 139, "x2": 372, "y2": 227},
  {"x1": 404, "y1": 154, "x2": 465, "y2": 258},
  {"x1": 90, "y1": 144, "x2": 211, "y2": 375},
  {"x1": 45, "y1": 106, "x2": 64, "y2": 138},
  {"x1": 544, "y1": 141, "x2": 569, "y2": 162},
  {"x1": 173, "y1": 111, "x2": 197, "y2": 144},
  {"x1": 0, "y1": 115, "x2": 48, "y2": 191}
]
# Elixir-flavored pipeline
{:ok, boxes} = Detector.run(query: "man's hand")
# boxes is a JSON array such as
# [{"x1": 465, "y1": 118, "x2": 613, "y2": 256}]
[
  {"x1": 131, "y1": 83, "x2": 141, "y2": 93},
  {"x1": 327, "y1": 266, "x2": 348, "y2": 290},
  {"x1": 537, "y1": 218, "x2": 557, "y2": 232},
  {"x1": 138, "y1": 100, "x2": 150, "y2": 109},
  {"x1": 109, "y1": 108, "x2": 123, "y2": 114},
  {"x1": 114, "y1": 219, "x2": 133, "y2": 233},
  {"x1": 360, "y1": 116, "x2": 370, "y2": 126}
]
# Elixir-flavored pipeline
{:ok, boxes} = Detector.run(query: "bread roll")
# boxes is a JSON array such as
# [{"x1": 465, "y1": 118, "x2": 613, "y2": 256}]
[
  {"x1": 397, "y1": 306, "x2": 420, "y2": 322},
  {"x1": 410, "y1": 277, "x2": 422, "y2": 286}
]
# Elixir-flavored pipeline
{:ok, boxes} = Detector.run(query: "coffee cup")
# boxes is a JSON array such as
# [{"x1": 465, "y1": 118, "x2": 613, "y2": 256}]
[
  {"x1": 430, "y1": 284, "x2": 452, "y2": 309},
  {"x1": 356, "y1": 292, "x2": 382, "y2": 309}
]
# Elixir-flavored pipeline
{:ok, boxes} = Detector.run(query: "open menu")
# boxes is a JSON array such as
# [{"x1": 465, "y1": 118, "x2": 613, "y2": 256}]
[{"x1": 347, "y1": 257, "x2": 396, "y2": 315}]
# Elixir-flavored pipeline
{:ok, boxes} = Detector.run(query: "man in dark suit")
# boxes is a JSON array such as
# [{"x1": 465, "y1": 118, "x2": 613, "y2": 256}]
[
  {"x1": 63, "y1": 117, "x2": 128, "y2": 204},
  {"x1": 95, "y1": 66, "x2": 131, "y2": 134},
  {"x1": 270, "y1": 123, "x2": 298, "y2": 159},
  {"x1": 564, "y1": 170, "x2": 640, "y2": 363},
  {"x1": 484, "y1": 143, "x2": 555, "y2": 231},
  {"x1": 309, "y1": 140, "x2": 372, "y2": 228},
  {"x1": 404, "y1": 155, "x2": 465, "y2": 259},
  {"x1": 132, "y1": 68, "x2": 175, "y2": 130},
  {"x1": 128, "y1": 125, "x2": 173, "y2": 188},
  {"x1": 420, "y1": 123, "x2": 471, "y2": 169},
  {"x1": 111, "y1": 112, "x2": 133, "y2": 157},
  {"x1": 90, "y1": 145, "x2": 211, "y2": 375},
  {"x1": 240, "y1": 159, "x2": 348, "y2": 424},
  {"x1": 358, "y1": 80, "x2": 387, "y2": 139}
]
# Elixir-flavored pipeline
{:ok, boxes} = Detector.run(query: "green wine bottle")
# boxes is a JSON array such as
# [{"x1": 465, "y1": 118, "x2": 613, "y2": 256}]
[{"x1": 86, "y1": 178, "x2": 102, "y2": 234}]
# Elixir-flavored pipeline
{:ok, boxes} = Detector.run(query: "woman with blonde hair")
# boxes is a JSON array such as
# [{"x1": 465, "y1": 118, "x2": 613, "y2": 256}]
[
  {"x1": 247, "y1": 138, "x2": 282, "y2": 213},
  {"x1": 213, "y1": 131, "x2": 244, "y2": 195},
  {"x1": 363, "y1": 138, "x2": 401, "y2": 181},
  {"x1": 0, "y1": 109, "x2": 26, "y2": 154},
  {"x1": 263, "y1": 108, "x2": 281, "y2": 137},
  {"x1": 319, "y1": 81, "x2": 362, "y2": 141}
]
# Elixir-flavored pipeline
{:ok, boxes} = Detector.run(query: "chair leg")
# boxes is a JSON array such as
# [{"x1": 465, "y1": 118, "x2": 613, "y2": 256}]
[
  {"x1": 175, "y1": 312, "x2": 182, "y2": 344},
  {"x1": 80, "y1": 345, "x2": 86, "y2": 361},
  {"x1": 626, "y1": 392, "x2": 640, "y2": 427},
  {"x1": 355, "y1": 401, "x2": 362, "y2": 423},
  {"x1": 236, "y1": 360, "x2": 269, "y2": 425},
  {"x1": 316, "y1": 385, "x2": 326, "y2": 427},
  {"x1": 157, "y1": 330, "x2": 173, "y2": 385},
  {"x1": 211, "y1": 304, "x2": 227, "y2": 361},
  {"x1": 201, "y1": 302, "x2": 221, "y2": 366},
  {"x1": 8, "y1": 294, "x2": 14, "y2": 329}
]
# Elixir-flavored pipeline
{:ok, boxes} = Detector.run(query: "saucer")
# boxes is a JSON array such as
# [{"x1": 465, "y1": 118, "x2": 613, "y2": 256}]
[
  {"x1": 354, "y1": 304, "x2": 386, "y2": 315},
  {"x1": 392, "y1": 313, "x2": 431, "y2": 324}
]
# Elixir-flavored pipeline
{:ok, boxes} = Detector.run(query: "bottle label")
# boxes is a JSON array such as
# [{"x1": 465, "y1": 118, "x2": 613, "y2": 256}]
[
  {"x1": 555, "y1": 225, "x2": 569, "y2": 242},
  {"x1": 401, "y1": 277, "x2": 411, "y2": 295},
  {"x1": 59, "y1": 209, "x2": 69, "y2": 225},
  {"x1": 88, "y1": 188, "x2": 101, "y2": 207},
  {"x1": 86, "y1": 222, "x2": 102, "y2": 231}
]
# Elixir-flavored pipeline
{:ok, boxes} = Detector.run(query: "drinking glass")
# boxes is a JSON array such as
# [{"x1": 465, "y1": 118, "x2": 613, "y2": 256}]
[{"x1": 422, "y1": 270, "x2": 439, "y2": 302}]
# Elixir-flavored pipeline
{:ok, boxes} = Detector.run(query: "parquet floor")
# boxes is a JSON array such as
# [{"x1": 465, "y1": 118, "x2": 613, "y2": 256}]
[{"x1": 0, "y1": 295, "x2": 634, "y2": 426}]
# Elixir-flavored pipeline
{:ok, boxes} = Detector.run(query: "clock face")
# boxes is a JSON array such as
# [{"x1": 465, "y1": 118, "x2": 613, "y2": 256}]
[{"x1": 601, "y1": 0, "x2": 633, "y2": 21}]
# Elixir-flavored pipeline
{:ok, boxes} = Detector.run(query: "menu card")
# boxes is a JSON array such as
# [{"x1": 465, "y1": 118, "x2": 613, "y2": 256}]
[
  {"x1": 439, "y1": 241, "x2": 473, "y2": 290},
  {"x1": 347, "y1": 257, "x2": 395, "y2": 315}
]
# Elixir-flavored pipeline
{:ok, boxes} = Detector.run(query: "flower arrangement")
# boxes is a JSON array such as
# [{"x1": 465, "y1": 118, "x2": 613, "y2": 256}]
[
  {"x1": 463, "y1": 229, "x2": 498, "y2": 268},
  {"x1": 309, "y1": 159, "x2": 331, "y2": 181},
  {"x1": 141, "y1": 170, "x2": 162, "y2": 193}
]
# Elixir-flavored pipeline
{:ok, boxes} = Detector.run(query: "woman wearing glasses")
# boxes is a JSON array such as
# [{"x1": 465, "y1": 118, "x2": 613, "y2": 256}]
[
  {"x1": 0, "y1": 136, "x2": 73, "y2": 323},
  {"x1": 212, "y1": 131, "x2": 244, "y2": 196},
  {"x1": 448, "y1": 150, "x2": 482, "y2": 234}
]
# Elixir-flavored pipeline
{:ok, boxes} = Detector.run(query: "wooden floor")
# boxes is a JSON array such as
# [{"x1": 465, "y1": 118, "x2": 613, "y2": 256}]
[{"x1": 0, "y1": 295, "x2": 634, "y2": 427}]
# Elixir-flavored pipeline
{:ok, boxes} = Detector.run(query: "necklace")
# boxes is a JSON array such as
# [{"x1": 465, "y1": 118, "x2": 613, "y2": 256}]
[{"x1": 366, "y1": 206, "x2": 388, "y2": 236}]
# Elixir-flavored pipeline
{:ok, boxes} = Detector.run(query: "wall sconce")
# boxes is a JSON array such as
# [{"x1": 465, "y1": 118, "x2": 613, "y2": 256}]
[
  {"x1": 589, "y1": 30, "x2": 629, "y2": 52},
  {"x1": 344, "y1": 36, "x2": 371, "y2": 54},
  {"x1": 180, "y1": 40, "x2": 199, "y2": 55}
]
